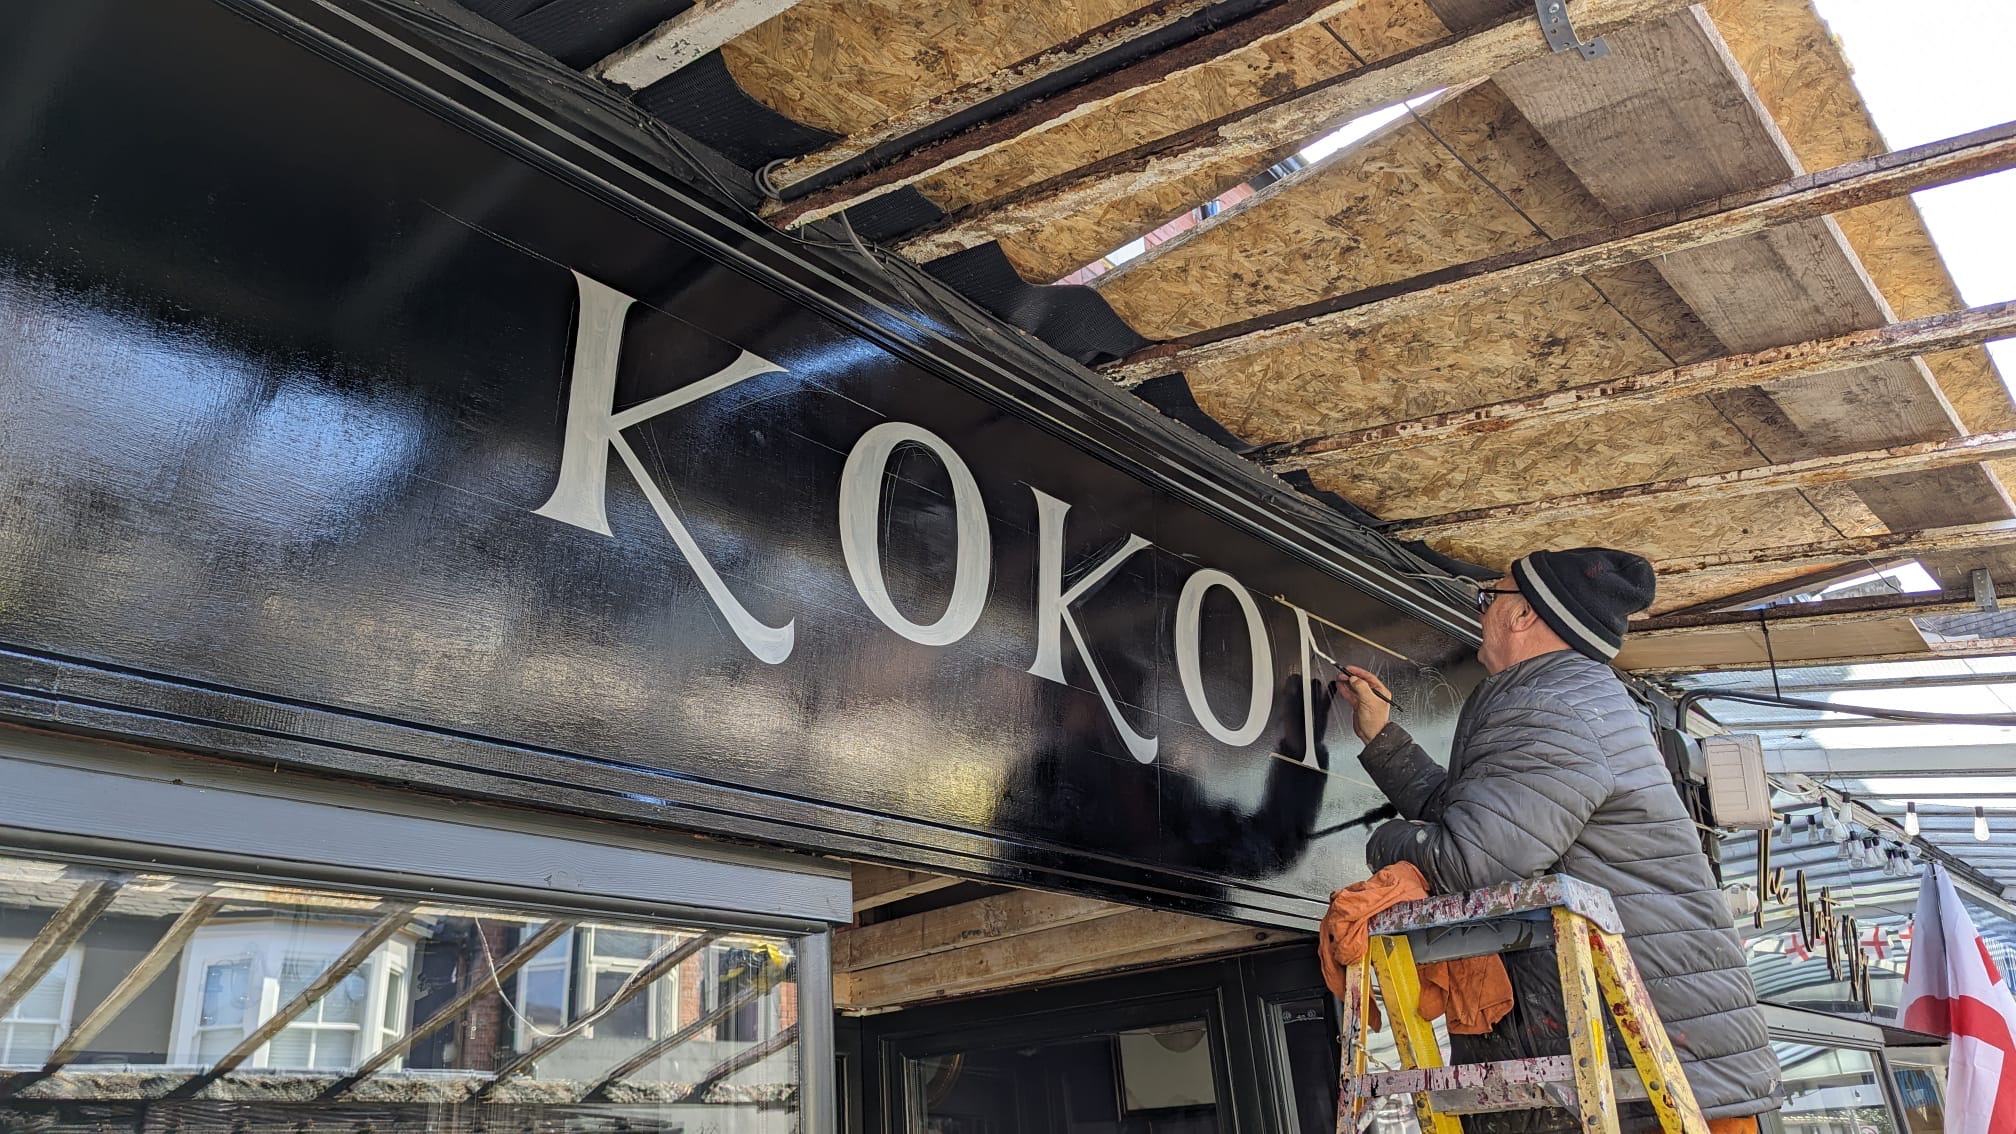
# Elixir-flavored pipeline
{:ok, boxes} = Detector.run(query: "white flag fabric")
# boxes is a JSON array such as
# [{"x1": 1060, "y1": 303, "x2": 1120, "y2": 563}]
[{"x1": 1899, "y1": 865, "x2": 2016, "y2": 1134}]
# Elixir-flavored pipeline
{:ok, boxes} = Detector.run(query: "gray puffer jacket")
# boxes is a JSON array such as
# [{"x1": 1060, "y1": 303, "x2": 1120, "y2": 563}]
[{"x1": 1361, "y1": 650, "x2": 1778, "y2": 1127}]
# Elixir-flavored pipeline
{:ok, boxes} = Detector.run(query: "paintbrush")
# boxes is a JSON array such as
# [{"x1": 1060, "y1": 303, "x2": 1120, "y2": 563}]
[
  {"x1": 1312, "y1": 802, "x2": 1400, "y2": 838},
  {"x1": 1336, "y1": 664, "x2": 1394, "y2": 705}
]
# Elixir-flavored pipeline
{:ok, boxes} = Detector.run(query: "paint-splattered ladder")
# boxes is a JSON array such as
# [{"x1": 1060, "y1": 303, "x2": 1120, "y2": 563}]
[{"x1": 1336, "y1": 874, "x2": 1710, "y2": 1133}]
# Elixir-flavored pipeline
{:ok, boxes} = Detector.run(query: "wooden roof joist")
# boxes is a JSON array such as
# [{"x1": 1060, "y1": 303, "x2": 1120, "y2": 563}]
[
  {"x1": 1390, "y1": 428, "x2": 2016, "y2": 541},
  {"x1": 1104, "y1": 119, "x2": 2016, "y2": 384},
  {"x1": 894, "y1": 0, "x2": 1694, "y2": 261},
  {"x1": 593, "y1": 0, "x2": 808, "y2": 89},
  {"x1": 1657, "y1": 518, "x2": 2016, "y2": 579},
  {"x1": 0, "y1": 877, "x2": 123, "y2": 1022},
  {"x1": 1256, "y1": 299, "x2": 2016, "y2": 470},
  {"x1": 44, "y1": 894, "x2": 229, "y2": 1069},
  {"x1": 1631, "y1": 592, "x2": 1985, "y2": 639},
  {"x1": 766, "y1": 0, "x2": 1288, "y2": 215},
  {"x1": 1629, "y1": 636, "x2": 2016, "y2": 678}
]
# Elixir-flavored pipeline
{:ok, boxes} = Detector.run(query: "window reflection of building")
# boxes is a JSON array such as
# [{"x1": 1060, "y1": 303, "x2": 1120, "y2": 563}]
[
  {"x1": 0, "y1": 941, "x2": 78, "y2": 1066},
  {"x1": 171, "y1": 923, "x2": 414, "y2": 1070},
  {"x1": 0, "y1": 853, "x2": 807, "y2": 1132}
]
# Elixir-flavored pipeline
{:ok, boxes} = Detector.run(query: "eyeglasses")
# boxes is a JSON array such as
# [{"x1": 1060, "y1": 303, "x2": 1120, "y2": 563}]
[{"x1": 1473, "y1": 587, "x2": 1519, "y2": 612}]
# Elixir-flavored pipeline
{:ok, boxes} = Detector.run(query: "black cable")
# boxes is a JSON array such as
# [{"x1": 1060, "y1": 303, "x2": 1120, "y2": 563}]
[{"x1": 1678, "y1": 687, "x2": 2016, "y2": 728}]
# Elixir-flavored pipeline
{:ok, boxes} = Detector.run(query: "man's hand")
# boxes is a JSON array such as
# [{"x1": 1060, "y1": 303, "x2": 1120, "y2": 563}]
[{"x1": 1332, "y1": 665, "x2": 1392, "y2": 743}]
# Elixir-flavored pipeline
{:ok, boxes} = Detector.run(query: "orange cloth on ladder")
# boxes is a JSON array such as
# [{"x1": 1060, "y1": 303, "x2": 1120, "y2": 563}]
[
  {"x1": 1318, "y1": 863, "x2": 1515, "y2": 1036},
  {"x1": 1706, "y1": 1120, "x2": 1758, "y2": 1134}
]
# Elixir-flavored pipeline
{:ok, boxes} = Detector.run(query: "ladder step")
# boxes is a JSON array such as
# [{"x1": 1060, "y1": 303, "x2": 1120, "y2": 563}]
[{"x1": 1348, "y1": 1056, "x2": 1653, "y2": 1117}]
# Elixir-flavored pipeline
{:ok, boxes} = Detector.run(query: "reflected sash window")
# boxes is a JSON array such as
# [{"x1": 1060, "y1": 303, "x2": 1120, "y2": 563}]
[{"x1": 0, "y1": 943, "x2": 78, "y2": 1067}]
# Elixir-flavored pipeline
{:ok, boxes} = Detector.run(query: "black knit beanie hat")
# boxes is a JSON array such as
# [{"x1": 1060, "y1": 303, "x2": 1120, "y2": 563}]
[{"x1": 1509, "y1": 547, "x2": 1657, "y2": 662}]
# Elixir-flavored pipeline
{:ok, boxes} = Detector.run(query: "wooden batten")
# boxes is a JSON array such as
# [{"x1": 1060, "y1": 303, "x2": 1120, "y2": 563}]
[
  {"x1": 1628, "y1": 635, "x2": 2016, "y2": 678},
  {"x1": 759, "y1": 0, "x2": 1221, "y2": 197},
  {"x1": 1256, "y1": 300, "x2": 2016, "y2": 469},
  {"x1": 836, "y1": 888, "x2": 1124, "y2": 970},
  {"x1": 593, "y1": 0, "x2": 807, "y2": 89},
  {"x1": 895, "y1": 0, "x2": 1694, "y2": 262},
  {"x1": 1628, "y1": 592, "x2": 1984, "y2": 639},
  {"x1": 1388, "y1": 429, "x2": 2016, "y2": 541},
  {"x1": 1102, "y1": 119, "x2": 2016, "y2": 383},
  {"x1": 767, "y1": 0, "x2": 1410, "y2": 227},
  {"x1": 849, "y1": 863, "x2": 963, "y2": 913},
  {"x1": 836, "y1": 904, "x2": 1298, "y2": 1011},
  {"x1": 1656, "y1": 519, "x2": 2016, "y2": 579}
]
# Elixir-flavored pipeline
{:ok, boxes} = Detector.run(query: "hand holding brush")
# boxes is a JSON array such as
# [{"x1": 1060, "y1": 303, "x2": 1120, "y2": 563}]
[{"x1": 1332, "y1": 664, "x2": 1395, "y2": 743}]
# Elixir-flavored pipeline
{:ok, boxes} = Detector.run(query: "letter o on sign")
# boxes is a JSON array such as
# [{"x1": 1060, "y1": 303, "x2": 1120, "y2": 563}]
[
  {"x1": 1175, "y1": 569, "x2": 1273, "y2": 747},
  {"x1": 838, "y1": 422, "x2": 992, "y2": 646}
]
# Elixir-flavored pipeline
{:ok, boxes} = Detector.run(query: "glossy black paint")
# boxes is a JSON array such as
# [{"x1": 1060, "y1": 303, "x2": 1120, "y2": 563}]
[{"x1": 0, "y1": 0, "x2": 1479, "y2": 924}]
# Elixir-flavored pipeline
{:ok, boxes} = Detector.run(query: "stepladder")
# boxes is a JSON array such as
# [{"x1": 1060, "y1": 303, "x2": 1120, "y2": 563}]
[{"x1": 1335, "y1": 875, "x2": 1711, "y2": 1134}]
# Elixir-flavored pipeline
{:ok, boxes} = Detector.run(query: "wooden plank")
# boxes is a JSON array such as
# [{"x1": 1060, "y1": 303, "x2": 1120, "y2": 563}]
[
  {"x1": 324, "y1": 918, "x2": 580, "y2": 1097},
  {"x1": 482, "y1": 931, "x2": 722, "y2": 1091},
  {"x1": 767, "y1": 0, "x2": 1400, "y2": 226},
  {"x1": 758, "y1": 0, "x2": 1221, "y2": 197},
  {"x1": 1628, "y1": 634, "x2": 2016, "y2": 678},
  {"x1": 1656, "y1": 519, "x2": 2016, "y2": 579},
  {"x1": 184, "y1": 904, "x2": 420, "y2": 1089},
  {"x1": 836, "y1": 889, "x2": 1122, "y2": 970},
  {"x1": 44, "y1": 894, "x2": 228, "y2": 1068},
  {"x1": 837, "y1": 908, "x2": 1290, "y2": 1009},
  {"x1": 592, "y1": 0, "x2": 806, "y2": 89},
  {"x1": 849, "y1": 864, "x2": 961, "y2": 913},
  {"x1": 1101, "y1": 118, "x2": 2016, "y2": 383},
  {"x1": 1387, "y1": 429, "x2": 2016, "y2": 540},
  {"x1": 0, "y1": 877, "x2": 123, "y2": 1023},
  {"x1": 895, "y1": 0, "x2": 1693, "y2": 261},
  {"x1": 1630, "y1": 593, "x2": 1981, "y2": 639},
  {"x1": 1616, "y1": 620, "x2": 1935, "y2": 676},
  {"x1": 1254, "y1": 300, "x2": 2016, "y2": 469}
]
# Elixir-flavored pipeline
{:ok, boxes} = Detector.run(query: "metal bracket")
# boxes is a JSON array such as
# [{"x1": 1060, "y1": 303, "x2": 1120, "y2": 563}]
[
  {"x1": 1535, "y1": 0, "x2": 1609, "y2": 61},
  {"x1": 1973, "y1": 567, "x2": 1999, "y2": 612}
]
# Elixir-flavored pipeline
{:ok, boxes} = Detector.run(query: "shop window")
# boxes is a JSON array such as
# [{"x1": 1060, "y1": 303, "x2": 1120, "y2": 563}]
[
  {"x1": 0, "y1": 941, "x2": 79, "y2": 1067},
  {"x1": 1760, "y1": 1043, "x2": 1899, "y2": 1134},
  {"x1": 905, "y1": 1017, "x2": 1223, "y2": 1133},
  {"x1": 0, "y1": 852, "x2": 810, "y2": 1133}
]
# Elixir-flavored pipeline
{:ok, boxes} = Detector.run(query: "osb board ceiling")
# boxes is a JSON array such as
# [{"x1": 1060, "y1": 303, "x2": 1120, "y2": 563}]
[
  {"x1": 612, "y1": 0, "x2": 2016, "y2": 666},
  {"x1": 719, "y1": 0, "x2": 1148, "y2": 134},
  {"x1": 939, "y1": 0, "x2": 1454, "y2": 280},
  {"x1": 1705, "y1": 0, "x2": 2016, "y2": 438},
  {"x1": 1612, "y1": 617, "x2": 1931, "y2": 672}
]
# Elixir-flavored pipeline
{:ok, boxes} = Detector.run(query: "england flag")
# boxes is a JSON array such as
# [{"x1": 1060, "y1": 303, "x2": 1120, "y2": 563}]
[{"x1": 1900, "y1": 865, "x2": 2016, "y2": 1133}]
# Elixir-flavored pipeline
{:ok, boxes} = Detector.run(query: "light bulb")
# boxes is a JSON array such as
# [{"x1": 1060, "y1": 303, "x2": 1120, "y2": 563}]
[
  {"x1": 1905, "y1": 802, "x2": 1919, "y2": 837},
  {"x1": 1977, "y1": 806, "x2": 1991, "y2": 842}
]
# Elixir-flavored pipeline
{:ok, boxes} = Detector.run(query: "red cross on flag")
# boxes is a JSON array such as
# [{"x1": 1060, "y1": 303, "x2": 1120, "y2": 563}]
[{"x1": 1900, "y1": 866, "x2": 2016, "y2": 1134}]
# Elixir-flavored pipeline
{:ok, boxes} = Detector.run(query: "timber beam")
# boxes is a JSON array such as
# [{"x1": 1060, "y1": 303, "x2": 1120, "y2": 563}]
[
  {"x1": 894, "y1": 0, "x2": 1693, "y2": 261},
  {"x1": 1628, "y1": 592, "x2": 1982, "y2": 638},
  {"x1": 1386, "y1": 429, "x2": 2016, "y2": 541},
  {"x1": 836, "y1": 888, "x2": 1123, "y2": 970},
  {"x1": 849, "y1": 863, "x2": 963, "y2": 914},
  {"x1": 1627, "y1": 636, "x2": 2016, "y2": 677},
  {"x1": 593, "y1": 0, "x2": 806, "y2": 89},
  {"x1": 836, "y1": 906, "x2": 1295, "y2": 1010},
  {"x1": 45, "y1": 894, "x2": 228, "y2": 1068},
  {"x1": 1103, "y1": 119, "x2": 2016, "y2": 383},
  {"x1": 1655, "y1": 518, "x2": 2016, "y2": 578},
  {"x1": 1252, "y1": 300, "x2": 2016, "y2": 469},
  {"x1": 767, "y1": 0, "x2": 1319, "y2": 217}
]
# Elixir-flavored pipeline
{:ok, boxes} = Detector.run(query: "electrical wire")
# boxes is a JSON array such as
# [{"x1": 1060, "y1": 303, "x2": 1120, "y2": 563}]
[{"x1": 1678, "y1": 687, "x2": 2016, "y2": 728}]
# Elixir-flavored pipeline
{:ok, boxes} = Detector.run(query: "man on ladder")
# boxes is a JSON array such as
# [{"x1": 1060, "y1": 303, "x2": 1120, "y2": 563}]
[{"x1": 1336, "y1": 548, "x2": 1780, "y2": 1132}]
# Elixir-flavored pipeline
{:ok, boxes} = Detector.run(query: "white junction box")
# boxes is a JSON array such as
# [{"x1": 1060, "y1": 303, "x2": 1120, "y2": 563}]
[{"x1": 1702, "y1": 733, "x2": 1773, "y2": 830}]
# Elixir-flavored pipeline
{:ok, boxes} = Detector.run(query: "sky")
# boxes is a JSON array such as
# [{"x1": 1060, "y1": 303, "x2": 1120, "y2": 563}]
[{"x1": 1813, "y1": 0, "x2": 2016, "y2": 386}]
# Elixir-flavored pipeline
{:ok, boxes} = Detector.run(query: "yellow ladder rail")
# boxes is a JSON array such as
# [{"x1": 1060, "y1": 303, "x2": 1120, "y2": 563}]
[{"x1": 1334, "y1": 874, "x2": 1709, "y2": 1134}]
